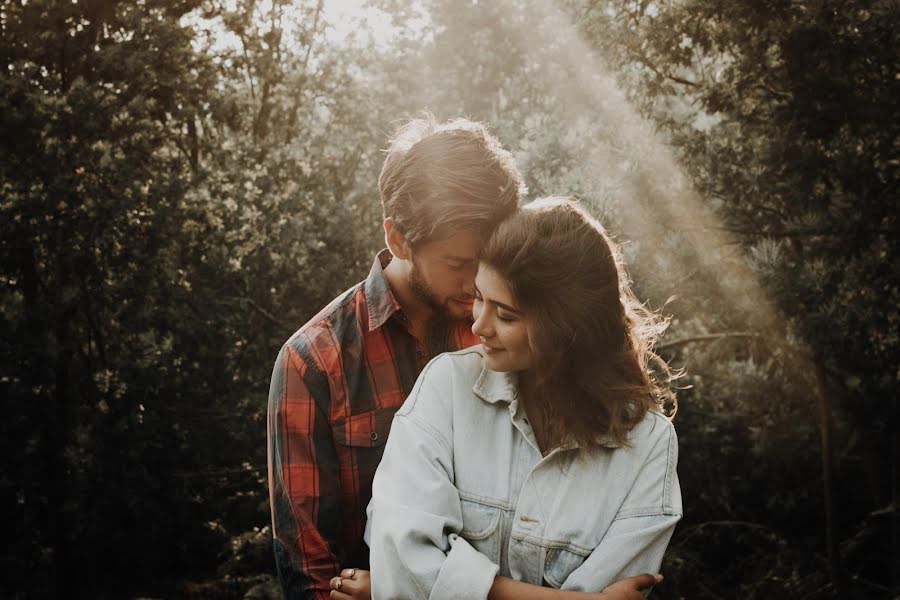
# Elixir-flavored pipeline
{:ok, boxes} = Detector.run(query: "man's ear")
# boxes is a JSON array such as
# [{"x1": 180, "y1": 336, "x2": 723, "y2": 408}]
[{"x1": 384, "y1": 218, "x2": 412, "y2": 260}]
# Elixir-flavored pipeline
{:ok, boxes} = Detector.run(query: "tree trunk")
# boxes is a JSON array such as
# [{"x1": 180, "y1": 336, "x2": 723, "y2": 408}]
[
  {"x1": 815, "y1": 362, "x2": 847, "y2": 598},
  {"x1": 892, "y1": 403, "x2": 899, "y2": 596},
  {"x1": 49, "y1": 340, "x2": 73, "y2": 598}
]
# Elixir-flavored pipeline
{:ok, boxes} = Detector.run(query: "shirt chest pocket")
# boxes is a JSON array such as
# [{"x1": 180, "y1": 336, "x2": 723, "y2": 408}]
[
  {"x1": 332, "y1": 409, "x2": 395, "y2": 448},
  {"x1": 543, "y1": 546, "x2": 591, "y2": 588},
  {"x1": 459, "y1": 498, "x2": 503, "y2": 565}
]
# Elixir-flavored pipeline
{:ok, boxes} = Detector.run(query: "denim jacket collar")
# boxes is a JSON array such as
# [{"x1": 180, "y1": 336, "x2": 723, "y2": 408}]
[
  {"x1": 472, "y1": 367, "x2": 518, "y2": 405},
  {"x1": 471, "y1": 364, "x2": 629, "y2": 450}
]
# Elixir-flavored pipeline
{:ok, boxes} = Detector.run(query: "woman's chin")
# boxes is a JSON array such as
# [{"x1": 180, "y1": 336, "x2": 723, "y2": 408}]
[{"x1": 482, "y1": 353, "x2": 512, "y2": 372}]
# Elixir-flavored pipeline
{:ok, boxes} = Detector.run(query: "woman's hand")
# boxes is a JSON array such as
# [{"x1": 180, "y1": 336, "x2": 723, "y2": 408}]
[
  {"x1": 329, "y1": 568, "x2": 371, "y2": 600},
  {"x1": 597, "y1": 573, "x2": 663, "y2": 599}
]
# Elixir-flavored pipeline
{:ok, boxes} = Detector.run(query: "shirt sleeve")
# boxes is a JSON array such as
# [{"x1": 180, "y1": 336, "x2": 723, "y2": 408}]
[
  {"x1": 560, "y1": 418, "x2": 683, "y2": 592},
  {"x1": 267, "y1": 343, "x2": 341, "y2": 600},
  {"x1": 367, "y1": 356, "x2": 499, "y2": 600}
]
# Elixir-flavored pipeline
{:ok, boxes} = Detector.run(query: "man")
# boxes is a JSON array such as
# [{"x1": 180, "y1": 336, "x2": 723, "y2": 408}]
[
  {"x1": 268, "y1": 116, "x2": 667, "y2": 600},
  {"x1": 267, "y1": 115, "x2": 523, "y2": 599}
]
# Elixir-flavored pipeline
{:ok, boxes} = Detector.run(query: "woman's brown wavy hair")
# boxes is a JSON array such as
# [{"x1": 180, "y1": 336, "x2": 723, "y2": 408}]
[{"x1": 480, "y1": 197, "x2": 678, "y2": 449}]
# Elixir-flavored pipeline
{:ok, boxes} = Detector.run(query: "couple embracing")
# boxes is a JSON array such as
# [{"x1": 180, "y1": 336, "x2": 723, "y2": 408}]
[{"x1": 267, "y1": 115, "x2": 682, "y2": 600}]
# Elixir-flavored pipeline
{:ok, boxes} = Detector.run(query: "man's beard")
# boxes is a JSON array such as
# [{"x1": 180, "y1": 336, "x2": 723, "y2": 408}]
[{"x1": 408, "y1": 259, "x2": 451, "y2": 317}]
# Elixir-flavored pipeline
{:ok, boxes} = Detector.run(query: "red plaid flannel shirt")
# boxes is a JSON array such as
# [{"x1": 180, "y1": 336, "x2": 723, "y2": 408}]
[{"x1": 267, "y1": 250, "x2": 478, "y2": 599}]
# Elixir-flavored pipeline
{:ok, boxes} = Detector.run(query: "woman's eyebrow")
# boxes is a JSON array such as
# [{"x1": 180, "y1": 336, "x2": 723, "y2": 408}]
[
  {"x1": 492, "y1": 300, "x2": 522, "y2": 315},
  {"x1": 474, "y1": 285, "x2": 522, "y2": 315}
]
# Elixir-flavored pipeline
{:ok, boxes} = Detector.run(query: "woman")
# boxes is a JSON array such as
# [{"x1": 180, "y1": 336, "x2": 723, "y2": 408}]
[{"x1": 363, "y1": 197, "x2": 682, "y2": 599}]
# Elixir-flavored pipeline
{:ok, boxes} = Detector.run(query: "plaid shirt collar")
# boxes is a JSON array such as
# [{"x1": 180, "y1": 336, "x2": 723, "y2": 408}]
[{"x1": 364, "y1": 249, "x2": 403, "y2": 332}]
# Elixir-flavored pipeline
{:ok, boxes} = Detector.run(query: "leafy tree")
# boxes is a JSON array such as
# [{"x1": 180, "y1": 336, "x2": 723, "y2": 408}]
[
  {"x1": 571, "y1": 0, "x2": 899, "y2": 596},
  {"x1": 2, "y1": 0, "x2": 433, "y2": 596},
  {"x1": 0, "y1": 0, "x2": 225, "y2": 596}
]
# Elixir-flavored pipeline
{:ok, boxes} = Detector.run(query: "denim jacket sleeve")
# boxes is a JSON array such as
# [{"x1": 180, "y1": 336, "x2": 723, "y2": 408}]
[
  {"x1": 368, "y1": 356, "x2": 499, "y2": 600},
  {"x1": 561, "y1": 415, "x2": 683, "y2": 592}
]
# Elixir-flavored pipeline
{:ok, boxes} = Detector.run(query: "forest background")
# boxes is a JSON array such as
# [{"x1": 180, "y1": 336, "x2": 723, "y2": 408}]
[{"x1": 1, "y1": 0, "x2": 897, "y2": 598}]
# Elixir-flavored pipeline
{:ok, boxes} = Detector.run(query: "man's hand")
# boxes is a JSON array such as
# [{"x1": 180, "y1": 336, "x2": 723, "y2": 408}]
[
  {"x1": 599, "y1": 573, "x2": 663, "y2": 600},
  {"x1": 329, "y1": 568, "x2": 371, "y2": 600}
]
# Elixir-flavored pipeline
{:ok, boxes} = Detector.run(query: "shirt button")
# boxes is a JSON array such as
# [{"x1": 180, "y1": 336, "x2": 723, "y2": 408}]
[{"x1": 370, "y1": 431, "x2": 379, "y2": 441}]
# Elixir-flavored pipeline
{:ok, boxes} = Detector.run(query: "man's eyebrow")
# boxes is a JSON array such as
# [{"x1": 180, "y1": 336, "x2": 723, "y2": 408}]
[{"x1": 442, "y1": 255, "x2": 477, "y2": 263}]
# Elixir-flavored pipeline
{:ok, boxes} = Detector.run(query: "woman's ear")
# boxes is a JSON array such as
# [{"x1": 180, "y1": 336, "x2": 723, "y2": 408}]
[{"x1": 384, "y1": 218, "x2": 412, "y2": 260}]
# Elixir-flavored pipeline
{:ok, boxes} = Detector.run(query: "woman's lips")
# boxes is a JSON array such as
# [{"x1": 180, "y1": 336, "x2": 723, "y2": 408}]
[{"x1": 481, "y1": 340, "x2": 503, "y2": 354}]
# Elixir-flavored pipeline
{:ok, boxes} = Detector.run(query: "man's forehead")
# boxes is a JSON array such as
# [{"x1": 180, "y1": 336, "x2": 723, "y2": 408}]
[{"x1": 427, "y1": 228, "x2": 481, "y2": 259}]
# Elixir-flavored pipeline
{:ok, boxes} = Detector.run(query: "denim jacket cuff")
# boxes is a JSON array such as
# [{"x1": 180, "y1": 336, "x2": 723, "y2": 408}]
[{"x1": 431, "y1": 533, "x2": 498, "y2": 600}]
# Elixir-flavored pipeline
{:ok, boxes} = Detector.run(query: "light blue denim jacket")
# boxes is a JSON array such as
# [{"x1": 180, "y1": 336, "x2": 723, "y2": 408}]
[{"x1": 366, "y1": 348, "x2": 682, "y2": 600}]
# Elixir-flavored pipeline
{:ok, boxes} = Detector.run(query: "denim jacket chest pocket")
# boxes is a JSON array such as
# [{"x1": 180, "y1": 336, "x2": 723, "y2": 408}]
[
  {"x1": 542, "y1": 545, "x2": 592, "y2": 588},
  {"x1": 530, "y1": 456, "x2": 622, "y2": 588},
  {"x1": 459, "y1": 497, "x2": 504, "y2": 565},
  {"x1": 519, "y1": 512, "x2": 604, "y2": 588}
]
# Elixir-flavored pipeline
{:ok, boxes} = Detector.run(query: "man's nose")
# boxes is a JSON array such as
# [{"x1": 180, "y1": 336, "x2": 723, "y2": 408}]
[{"x1": 461, "y1": 276, "x2": 476, "y2": 299}]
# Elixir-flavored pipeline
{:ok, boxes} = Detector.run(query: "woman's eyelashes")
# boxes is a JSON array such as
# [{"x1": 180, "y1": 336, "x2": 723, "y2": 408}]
[{"x1": 474, "y1": 287, "x2": 516, "y2": 322}]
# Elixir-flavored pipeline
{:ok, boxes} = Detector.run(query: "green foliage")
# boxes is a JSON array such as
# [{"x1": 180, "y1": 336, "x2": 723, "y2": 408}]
[
  {"x1": 1, "y1": 0, "x2": 385, "y2": 596},
  {"x1": 570, "y1": 0, "x2": 899, "y2": 596},
  {"x1": 2, "y1": 1, "x2": 216, "y2": 595}
]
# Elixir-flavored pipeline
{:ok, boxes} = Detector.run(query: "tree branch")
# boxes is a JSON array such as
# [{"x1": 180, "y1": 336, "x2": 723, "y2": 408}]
[
  {"x1": 624, "y1": 41, "x2": 700, "y2": 87},
  {"x1": 244, "y1": 297, "x2": 279, "y2": 325},
  {"x1": 657, "y1": 332, "x2": 760, "y2": 352}
]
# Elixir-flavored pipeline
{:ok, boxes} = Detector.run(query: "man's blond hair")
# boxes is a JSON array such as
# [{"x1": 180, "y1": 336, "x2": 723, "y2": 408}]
[{"x1": 378, "y1": 113, "x2": 525, "y2": 246}]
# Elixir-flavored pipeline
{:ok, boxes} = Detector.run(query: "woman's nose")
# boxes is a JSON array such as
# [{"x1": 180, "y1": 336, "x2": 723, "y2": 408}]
[{"x1": 471, "y1": 310, "x2": 492, "y2": 338}]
